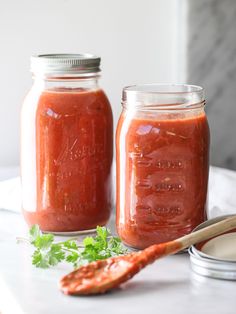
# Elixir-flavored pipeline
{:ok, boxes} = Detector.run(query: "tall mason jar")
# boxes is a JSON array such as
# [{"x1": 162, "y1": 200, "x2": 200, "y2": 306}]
[
  {"x1": 116, "y1": 84, "x2": 210, "y2": 249},
  {"x1": 21, "y1": 54, "x2": 113, "y2": 233}
]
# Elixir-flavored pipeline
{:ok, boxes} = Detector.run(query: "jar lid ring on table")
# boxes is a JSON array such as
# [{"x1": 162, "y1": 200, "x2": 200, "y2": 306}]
[{"x1": 189, "y1": 215, "x2": 236, "y2": 280}]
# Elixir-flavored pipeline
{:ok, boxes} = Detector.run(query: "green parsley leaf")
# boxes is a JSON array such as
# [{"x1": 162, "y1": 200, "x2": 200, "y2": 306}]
[
  {"x1": 66, "y1": 251, "x2": 80, "y2": 267},
  {"x1": 29, "y1": 225, "x2": 41, "y2": 243},
  {"x1": 32, "y1": 250, "x2": 49, "y2": 268},
  {"x1": 34, "y1": 234, "x2": 54, "y2": 250},
  {"x1": 49, "y1": 244, "x2": 65, "y2": 265},
  {"x1": 18, "y1": 224, "x2": 127, "y2": 269},
  {"x1": 63, "y1": 240, "x2": 78, "y2": 250},
  {"x1": 96, "y1": 226, "x2": 109, "y2": 242},
  {"x1": 80, "y1": 226, "x2": 127, "y2": 264}
]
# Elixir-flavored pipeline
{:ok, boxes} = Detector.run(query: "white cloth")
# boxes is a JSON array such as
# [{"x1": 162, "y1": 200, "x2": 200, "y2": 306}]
[
  {"x1": 208, "y1": 166, "x2": 236, "y2": 218},
  {"x1": 0, "y1": 166, "x2": 236, "y2": 218}
]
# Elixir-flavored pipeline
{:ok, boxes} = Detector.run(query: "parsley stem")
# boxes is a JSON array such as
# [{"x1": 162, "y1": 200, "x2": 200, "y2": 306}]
[
  {"x1": 61, "y1": 247, "x2": 79, "y2": 253},
  {"x1": 16, "y1": 237, "x2": 31, "y2": 244},
  {"x1": 56, "y1": 238, "x2": 84, "y2": 248}
]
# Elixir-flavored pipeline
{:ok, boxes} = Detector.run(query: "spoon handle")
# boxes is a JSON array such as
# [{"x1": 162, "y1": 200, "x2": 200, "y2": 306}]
[
  {"x1": 178, "y1": 215, "x2": 236, "y2": 249},
  {"x1": 143, "y1": 215, "x2": 236, "y2": 263}
]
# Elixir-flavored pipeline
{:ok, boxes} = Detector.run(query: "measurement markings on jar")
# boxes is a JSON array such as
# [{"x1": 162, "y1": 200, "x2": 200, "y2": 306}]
[
  {"x1": 133, "y1": 157, "x2": 185, "y2": 170},
  {"x1": 156, "y1": 160, "x2": 184, "y2": 170},
  {"x1": 153, "y1": 205, "x2": 183, "y2": 217},
  {"x1": 136, "y1": 179, "x2": 152, "y2": 189},
  {"x1": 136, "y1": 159, "x2": 152, "y2": 167},
  {"x1": 135, "y1": 205, "x2": 183, "y2": 220},
  {"x1": 155, "y1": 182, "x2": 184, "y2": 192},
  {"x1": 136, "y1": 181, "x2": 184, "y2": 192}
]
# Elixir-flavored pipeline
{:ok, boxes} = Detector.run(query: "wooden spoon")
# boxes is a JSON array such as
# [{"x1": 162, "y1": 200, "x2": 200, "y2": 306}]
[{"x1": 60, "y1": 215, "x2": 236, "y2": 295}]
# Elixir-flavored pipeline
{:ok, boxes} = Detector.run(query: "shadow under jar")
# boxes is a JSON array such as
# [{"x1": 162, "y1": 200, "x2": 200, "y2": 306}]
[
  {"x1": 116, "y1": 84, "x2": 210, "y2": 249},
  {"x1": 21, "y1": 54, "x2": 113, "y2": 233}
]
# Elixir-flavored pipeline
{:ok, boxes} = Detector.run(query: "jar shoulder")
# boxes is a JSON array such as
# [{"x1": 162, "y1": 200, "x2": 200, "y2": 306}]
[{"x1": 22, "y1": 87, "x2": 113, "y2": 118}]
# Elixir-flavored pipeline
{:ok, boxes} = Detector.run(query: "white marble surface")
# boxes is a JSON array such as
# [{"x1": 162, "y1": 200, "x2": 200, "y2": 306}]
[
  {"x1": 188, "y1": 0, "x2": 236, "y2": 170},
  {"x1": 1, "y1": 166, "x2": 236, "y2": 314},
  {"x1": 1, "y1": 210, "x2": 236, "y2": 314}
]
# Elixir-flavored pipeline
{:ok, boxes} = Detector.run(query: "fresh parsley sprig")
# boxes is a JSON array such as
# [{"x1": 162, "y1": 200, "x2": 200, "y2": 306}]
[{"x1": 17, "y1": 225, "x2": 127, "y2": 269}]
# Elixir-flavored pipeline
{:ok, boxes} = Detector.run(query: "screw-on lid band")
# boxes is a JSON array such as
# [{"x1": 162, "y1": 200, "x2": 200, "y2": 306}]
[{"x1": 31, "y1": 53, "x2": 101, "y2": 76}]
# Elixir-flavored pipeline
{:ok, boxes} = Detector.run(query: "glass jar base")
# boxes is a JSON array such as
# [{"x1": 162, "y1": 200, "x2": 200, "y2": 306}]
[{"x1": 42, "y1": 228, "x2": 97, "y2": 236}]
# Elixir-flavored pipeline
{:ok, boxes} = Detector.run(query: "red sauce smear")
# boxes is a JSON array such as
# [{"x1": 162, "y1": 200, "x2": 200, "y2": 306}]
[{"x1": 59, "y1": 240, "x2": 181, "y2": 295}]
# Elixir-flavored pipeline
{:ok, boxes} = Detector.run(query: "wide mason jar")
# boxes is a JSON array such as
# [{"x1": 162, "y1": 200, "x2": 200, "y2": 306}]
[
  {"x1": 21, "y1": 54, "x2": 113, "y2": 233},
  {"x1": 116, "y1": 84, "x2": 210, "y2": 249}
]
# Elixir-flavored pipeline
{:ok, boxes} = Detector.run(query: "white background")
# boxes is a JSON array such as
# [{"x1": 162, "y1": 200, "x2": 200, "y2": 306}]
[{"x1": 0, "y1": 0, "x2": 186, "y2": 166}]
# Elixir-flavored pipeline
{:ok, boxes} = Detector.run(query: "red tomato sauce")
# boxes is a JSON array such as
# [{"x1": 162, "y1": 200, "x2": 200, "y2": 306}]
[
  {"x1": 23, "y1": 88, "x2": 113, "y2": 232},
  {"x1": 116, "y1": 112, "x2": 209, "y2": 249},
  {"x1": 60, "y1": 240, "x2": 182, "y2": 295}
]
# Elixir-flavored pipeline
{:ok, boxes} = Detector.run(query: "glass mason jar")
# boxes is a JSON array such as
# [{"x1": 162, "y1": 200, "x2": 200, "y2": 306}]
[
  {"x1": 21, "y1": 54, "x2": 113, "y2": 233},
  {"x1": 116, "y1": 84, "x2": 210, "y2": 249}
]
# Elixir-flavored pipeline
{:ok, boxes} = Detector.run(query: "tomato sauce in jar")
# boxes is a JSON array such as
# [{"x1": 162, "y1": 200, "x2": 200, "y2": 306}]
[
  {"x1": 116, "y1": 84, "x2": 210, "y2": 249},
  {"x1": 21, "y1": 54, "x2": 113, "y2": 233}
]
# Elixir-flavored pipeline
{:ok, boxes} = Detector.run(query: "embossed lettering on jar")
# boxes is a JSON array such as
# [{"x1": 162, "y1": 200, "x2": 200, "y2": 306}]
[
  {"x1": 116, "y1": 84, "x2": 210, "y2": 249},
  {"x1": 21, "y1": 54, "x2": 113, "y2": 233}
]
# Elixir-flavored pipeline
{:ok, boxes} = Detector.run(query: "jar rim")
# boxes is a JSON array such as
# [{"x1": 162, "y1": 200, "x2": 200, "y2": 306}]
[
  {"x1": 122, "y1": 84, "x2": 205, "y2": 110},
  {"x1": 123, "y1": 84, "x2": 204, "y2": 95}
]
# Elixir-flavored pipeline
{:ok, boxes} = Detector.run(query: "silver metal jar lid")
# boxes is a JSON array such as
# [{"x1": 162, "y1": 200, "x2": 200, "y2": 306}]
[
  {"x1": 188, "y1": 215, "x2": 236, "y2": 280},
  {"x1": 30, "y1": 53, "x2": 101, "y2": 76}
]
